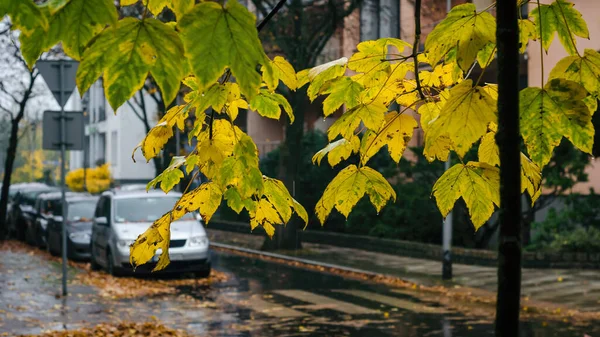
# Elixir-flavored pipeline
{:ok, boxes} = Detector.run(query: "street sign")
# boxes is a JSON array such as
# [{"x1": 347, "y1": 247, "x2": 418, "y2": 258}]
[
  {"x1": 42, "y1": 111, "x2": 84, "y2": 151},
  {"x1": 37, "y1": 60, "x2": 79, "y2": 108}
]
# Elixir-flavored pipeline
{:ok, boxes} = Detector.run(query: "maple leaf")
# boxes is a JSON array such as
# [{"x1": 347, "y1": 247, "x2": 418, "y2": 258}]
[
  {"x1": 178, "y1": 0, "x2": 270, "y2": 99},
  {"x1": 360, "y1": 112, "x2": 417, "y2": 165},
  {"x1": 531, "y1": 0, "x2": 588, "y2": 55},
  {"x1": 347, "y1": 38, "x2": 412, "y2": 74},
  {"x1": 312, "y1": 137, "x2": 360, "y2": 167},
  {"x1": 147, "y1": 156, "x2": 186, "y2": 193},
  {"x1": 145, "y1": 0, "x2": 194, "y2": 18},
  {"x1": 196, "y1": 120, "x2": 243, "y2": 179},
  {"x1": 250, "y1": 199, "x2": 282, "y2": 238},
  {"x1": 135, "y1": 105, "x2": 189, "y2": 161},
  {"x1": 424, "y1": 3, "x2": 496, "y2": 70},
  {"x1": 315, "y1": 165, "x2": 396, "y2": 224},
  {"x1": 249, "y1": 90, "x2": 294, "y2": 123},
  {"x1": 521, "y1": 153, "x2": 542, "y2": 203},
  {"x1": 425, "y1": 79, "x2": 497, "y2": 159},
  {"x1": 327, "y1": 101, "x2": 388, "y2": 141},
  {"x1": 478, "y1": 123, "x2": 500, "y2": 167},
  {"x1": 322, "y1": 77, "x2": 364, "y2": 116},
  {"x1": 519, "y1": 19, "x2": 537, "y2": 54},
  {"x1": 306, "y1": 57, "x2": 348, "y2": 101},
  {"x1": 263, "y1": 56, "x2": 298, "y2": 91},
  {"x1": 262, "y1": 177, "x2": 308, "y2": 227},
  {"x1": 549, "y1": 49, "x2": 600, "y2": 99},
  {"x1": 19, "y1": 0, "x2": 117, "y2": 66},
  {"x1": 3, "y1": 0, "x2": 48, "y2": 37},
  {"x1": 432, "y1": 162, "x2": 499, "y2": 230},
  {"x1": 77, "y1": 17, "x2": 186, "y2": 109},
  {"x1": 218, "y1": 134, "x2": 263, "y2": 199},
  {"x1": 520, "y1": 78, "x2": 594, "y2": 168}
]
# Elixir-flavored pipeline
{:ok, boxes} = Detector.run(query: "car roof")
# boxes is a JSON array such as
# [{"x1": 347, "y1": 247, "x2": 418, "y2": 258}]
[
  {"x1": 67, "y1": 195, "x2": 99, "y2": 203},
  {"x1": 106, "y1": 189, "x2": 183, "y2": 200},
  {"x1": 39, "y1": 191, "x2": 86, "y2": 200},
  {"x1": 11, "y1": 183, "x2": 51, "y2": 191}
]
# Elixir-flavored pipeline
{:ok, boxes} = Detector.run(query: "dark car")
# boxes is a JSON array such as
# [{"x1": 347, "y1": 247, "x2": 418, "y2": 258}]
[
  {"x1": 47, "y1": 196, "x2": 99, "y2": 261},
  {"x1": 9, "y1": 185, "x2": 57, "y2": 240},
  {"x1": 5, "y1": 183, "x2": 49, "y2": 225},
  {"x1": 29, "y1": 191, "x2": 84, "y2": 248}
]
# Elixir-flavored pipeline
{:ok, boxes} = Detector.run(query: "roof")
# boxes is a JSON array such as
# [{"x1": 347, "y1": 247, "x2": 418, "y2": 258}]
[
  {"x1": 67, "y1": 195, "x2": 99, "y2": 203},
  {"x1": 38, "y1": 191, "x2": 86, "y2": 200}
]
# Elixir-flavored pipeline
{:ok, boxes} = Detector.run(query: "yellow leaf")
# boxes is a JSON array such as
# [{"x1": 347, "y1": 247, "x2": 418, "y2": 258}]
[
  {"x1": 425, "y1": 79, "x2": 497, "y2": 158},
  {"x1": 196, "y1": 119, "x2": 242, "y2": 179},
  {"x1": 531, "y1": 0, "x2": 588, "y2": 56},
  {"x1": 249, "y1": 90, "x2": 294, "y2": 123},
  {"x1": 312, "y1": 136, "x2": 360, "y2": 167},
  {"x1": 250, "y1": 199, "x2": 283, "y2": 238},
  {"x1": 425, "y1": 3, "x2": 496, "y2": 70},
  {"x1": 262, "y1": 177, "x2": 305, "y2": 224},
  {"x1": 147, "y1": 156, "x2": 186, "y2": 193},
  {"x1": 327, "y1": 101, "x2": 388, "y2": 141},
  {"x1": 322, "y1": 77, "x2": 364, "y2": 116},
  {"x1": 478, "y1": 124, "x2": 500, "y2": 167},
  {"x1": 147, "y1": 0, "x2": 194, "y2": 18},
  {"x1": 519, "y1": 19, "x2": 536, "y2": 54},
  {"x1": 315, "y1": 165, "x2": 396, "y2": 224},
  {"x1": 521, "y1": 153, "x2": 542, "y2": 203},
  {"x1": 549, "y1": 49, "x2": 600, "y2": 99},
  {"x1": 360, "y1": 112, "x2": 417, "y2": 165},
  {"x1": 121, "y1": 0, "x2": 138, "y2": 5},
  {"x1": 263, "y1": 56, "x2": 298, "y2": 91},
  {"x1": 347, "y1": 38, "x2": 411, "y2": 74},
  {"x1": 432, "y1": 162, "x2": 499, "y2": 230}
]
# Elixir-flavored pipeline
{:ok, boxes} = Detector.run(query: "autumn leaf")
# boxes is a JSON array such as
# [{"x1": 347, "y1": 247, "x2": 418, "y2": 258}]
[
  {"x1": 249, "y1": 90, "x2": 294, "y2": 123},
  {"x1": 250, "y1": 199, "x2": 282, "y2": 238},
  {"x1": 521, "y1": 153, "x2": 542, "y2": 203},
  {"x1": 77, "y1": 17, "x2": 186, "y2": 109},
  {"x1": 327, "y1": 101, "x2": 388, "y2": 141},
  {"x1": 312, "y1": 136, "x2": 360, "y2": 167},
  {"x1": 478, "y1": 123, "x2": 500, "y2": 167},
  {"x1": 135, "y1": 105, "x2": 189, "y2": 161},
  {"x1": 146, "y1": 0, "x2": 194, "y2": 18},
  {"x1": 322, "y1": 77, "x2": 364, "y2": 116},
  {"x1": 347, "y1": 38, "x2": 412, "y2": 74},
  {"x1": 263, "y1": 56, "x2": 298, "y2": 91},
  {"x1": 306, "y1": 57, "x2": 348, "y2": 101},
  {"x1": 360, "y1": 112, "x2": 417, "y2": 165},
  {"x1": 432, "y1": 162, "x2": 499, "y2": 229},
  {"x1": 4, "y1": 0, "x2": 49, "y2": 37},
  {"x1": 425, "y1": 3, "x2": 496, "y2": 70},
  {"x1": 531, "y1": 0, "x2": 588, "y2": 55},
  {"x1": 178, "y1": 0, "x2": 270, "y2": 99},
  {"x1": 520, "y1": 78, "x2": 594, "y2": 168},
  {"x1": 262, "y1": 178, "x2": 307, "y2": 227},
  {"x1": 315, "y1": 165, "x2": 396, "y2": 224},
  {"x1": 549, "y1": 49, "x2": 600, "y2": 98},
  {"x1": 147, "y1": 156, "x2": 186, "y2": 193},
  {"x1": 519, "y1": 19, "x2": 537, "y2": 53},
  {"x1": 425, "y1": 79, "x2": 497, "y2": 159}
]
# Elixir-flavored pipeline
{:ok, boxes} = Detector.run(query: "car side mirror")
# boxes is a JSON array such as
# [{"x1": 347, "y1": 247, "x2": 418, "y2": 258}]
[{"x1": 95, "y1": 216, "x2": 108, "y2": 226}]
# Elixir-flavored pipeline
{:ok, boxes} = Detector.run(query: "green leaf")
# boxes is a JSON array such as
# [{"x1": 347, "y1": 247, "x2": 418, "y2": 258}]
[
  {"x1": 327, "y1": 101, "x2": 388, "y2": 141},
  {"x1": 178, "y1": 0, "x2": 270, "y2": 99},
  {"x1": 549, "y1": 49, "x2": 600, "y2": 98},
  {"x1": 478, "y1": 123, "x2": 500, "y2": 167},
  {"x1": 249, "y1": 90, "x2": 294, "y2": 123},
  {"x1": 315, "y1": 165, "x2": 396, "y2": 224},
  {"x1": 425, "y1": 79, "x2": 497, "y2": 158},
  {"x1": 347, "y1": 38, "x2": 411, "y2": 74},
  {"x1": 521, "y1": 153, "x2": 542, "y2": 203},
  {"x1": 432, "y1": 162, "x2": 499, "y2": 230},
  {"x1": 6, "y1": 0, "x2": 48, "y2": 36},
  {"x1": 360, "y1": 112, "x2": 417, "y2": 165},
  {"x1": 147, "y1": 156, "x2": 186, "y2": 193},
  {"x1": 306, "y1": 57, "x2": 348, "y2": 101},
  {"x1": 322, "y1": 77, "x2": 364, "y2": 117},
  {"x1": 519, "y1": 19, "x2": 536, "y2": 54},
  {"x1": 76, "y1": 18, "x2": 186, "y2": 109},
  {"x1": 424, "y1": 3, "x2": 496, "y2": 70},
  {"x1": 520, "y1": 78, "x2": 594, "y2": 168},
  {"x1": 218, "y1": 135, "x2": 263, "y2": 199},
  {"x1": 531, "y1": 0, "x2": 588, "y2": 55},
  {"x1": 312, "y1": 136, "x2": 360, "y2": 167}
]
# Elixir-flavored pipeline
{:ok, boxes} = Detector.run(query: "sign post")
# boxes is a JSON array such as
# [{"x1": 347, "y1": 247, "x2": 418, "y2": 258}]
[{"x1": 39, "y1": 60, "x2": 81, "y2": 296}]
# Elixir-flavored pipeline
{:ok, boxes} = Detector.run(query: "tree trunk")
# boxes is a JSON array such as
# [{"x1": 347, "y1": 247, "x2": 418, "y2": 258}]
[
  {"x1": 262, "y1": 89, "x2": 306, "y2": 251},
  {"x1": 495, "y1": 0, "x2": 522, "y2": 336},
  {"x1": 0, "y1": 119, "x2": 22, "y2": 240}
]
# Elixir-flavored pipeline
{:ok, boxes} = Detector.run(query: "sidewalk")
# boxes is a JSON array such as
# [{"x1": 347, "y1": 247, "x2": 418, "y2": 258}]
[{"x1": 207, "y1": 228, "x2": 600, "y2": 312}]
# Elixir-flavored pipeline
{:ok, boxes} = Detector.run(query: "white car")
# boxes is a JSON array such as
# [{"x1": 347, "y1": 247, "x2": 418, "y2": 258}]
[{"x1": 90, "y1": 189, "x2": 211, "y2": 277}]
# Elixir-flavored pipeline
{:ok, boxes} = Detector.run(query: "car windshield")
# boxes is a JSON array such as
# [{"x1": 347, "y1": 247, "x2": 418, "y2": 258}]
[
  {"x1": 113, "y1": 196, "x2": 195, "y2": 223},
  {"x1": 67, "y1": 200, "x2": 97, "y2": 221}
]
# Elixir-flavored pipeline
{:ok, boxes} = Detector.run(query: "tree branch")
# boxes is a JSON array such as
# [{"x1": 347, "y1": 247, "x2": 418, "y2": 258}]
[{"x1": 413, "y1": 0, "x2": 425, "y2": 100}]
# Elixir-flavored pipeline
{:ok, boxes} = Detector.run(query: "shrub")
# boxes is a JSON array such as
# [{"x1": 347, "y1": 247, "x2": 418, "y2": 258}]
[{"x1": 66, "y1": 164, "x2": 112, "y2": 194}]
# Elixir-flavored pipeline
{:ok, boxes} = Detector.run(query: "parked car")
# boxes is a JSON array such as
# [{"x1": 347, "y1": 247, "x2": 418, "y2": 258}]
[
  {"x1": 9, "y1": 185, "x2": 58, "y2": 240},
  {"x1": 28, "y1": 191, "x2": 84, "y2": 248},
  {"x1": 47, "y1": 195, "x2": 99, "y2": 260},
  {"x1": 5, "y1": 183, "x2": 49, "y2": 224},
  {"x1": 90, "y1": 189, "x2": 211, "y2": 277}
]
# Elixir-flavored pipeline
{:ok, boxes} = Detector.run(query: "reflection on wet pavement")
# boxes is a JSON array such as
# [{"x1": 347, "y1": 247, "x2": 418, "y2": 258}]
[{"x1": 0, "y1": 245, "x2": 599, "y2": 337}]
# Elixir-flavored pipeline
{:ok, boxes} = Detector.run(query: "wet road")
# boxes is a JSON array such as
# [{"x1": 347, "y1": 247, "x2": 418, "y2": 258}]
[{"x1": 0, "y1": 244, "x2": 599, "y2": 337}]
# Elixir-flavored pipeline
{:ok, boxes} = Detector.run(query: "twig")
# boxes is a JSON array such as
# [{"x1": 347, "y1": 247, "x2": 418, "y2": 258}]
[{"x1": 413, "y1": 0, "x2": 425, "y2": 100}]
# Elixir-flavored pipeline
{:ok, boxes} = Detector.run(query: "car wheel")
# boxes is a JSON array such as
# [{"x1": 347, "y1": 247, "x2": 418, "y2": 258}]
[
  {"x1": 106, "y1": 250, "x2": 120, "y2": 277},
  {"x1": 195, "y1": 265, "x2": 211, "y2": 278},
  {"x1": 90, "y1": 245, "x2": 101, "y2": 271}
]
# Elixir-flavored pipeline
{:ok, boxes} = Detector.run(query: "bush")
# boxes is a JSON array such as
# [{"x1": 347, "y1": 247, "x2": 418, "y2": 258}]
[
  {"x1": 529, "y1": 190, "x2": 600, "y2": 253},
  {"x1": 66, "y1": 164, "x2": 112, "y2": 194}
]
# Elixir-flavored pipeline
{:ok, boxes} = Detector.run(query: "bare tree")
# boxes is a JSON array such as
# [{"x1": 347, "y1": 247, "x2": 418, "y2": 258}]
[{"x1": 0, "y1": 22, "x2": 50, "y2": 240}]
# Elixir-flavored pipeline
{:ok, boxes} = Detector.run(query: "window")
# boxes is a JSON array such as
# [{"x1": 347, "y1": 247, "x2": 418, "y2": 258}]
[
  {"x1": 97, "y1": 133, "x2": 106, "y2": 165},
  {"x1": 114, "y1": 197, "x2": 195, "y2": 223}
]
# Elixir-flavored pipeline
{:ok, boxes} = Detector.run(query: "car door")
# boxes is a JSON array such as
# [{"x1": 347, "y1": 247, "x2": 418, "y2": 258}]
[{"x1": 92, "y1": 197, "x2": 110, "y2": 265}]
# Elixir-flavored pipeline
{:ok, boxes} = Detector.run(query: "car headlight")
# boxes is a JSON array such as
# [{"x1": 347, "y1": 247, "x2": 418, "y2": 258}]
[
  {"x1": 117, "y1": 240, "x2": 135, "y2": 249},
  {"x1": 188, "y1": 236, "x2": 208, "y2": 247},
  {"x1": 68, "y1": 232, "x2": 90, "y2": 242}
]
